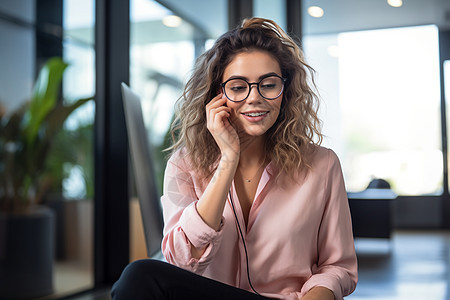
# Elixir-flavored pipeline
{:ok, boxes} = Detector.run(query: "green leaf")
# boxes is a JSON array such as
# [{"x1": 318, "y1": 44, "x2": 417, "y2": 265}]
[
  {"x1": 44, "y1": 96, "x2": 94, "y2": 141},
  {"x1": 24, "y1": 57, "x2": 68, "y2": 146}
]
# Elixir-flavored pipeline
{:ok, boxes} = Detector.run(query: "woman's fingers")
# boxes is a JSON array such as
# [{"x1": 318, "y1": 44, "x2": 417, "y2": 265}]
[
  {"x1": 213, "y1": 110, "x2": 230, "y2": 124},
  {"x1": 206, "y1": 94, "x2": 230, "y2": 127},
  {"x1": 207, "y1": 108, "x2": 229, "y2": 131},
  {"x1": 206, "y1": 93, "x2": 226, "y2": 109},
  {"x1": 206, "y1": 94, "x2": 239, "y2": 155}
]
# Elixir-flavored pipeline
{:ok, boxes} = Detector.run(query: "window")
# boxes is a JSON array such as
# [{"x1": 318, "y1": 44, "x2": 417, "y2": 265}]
[
  {"x1": 303, "y1": 25, "x2": 442, "y2": 196},
  {"x1": 254, "y1": 0, "x2": 286, "y2": 30},
  {"x1": 445, "y1": 60, "x2": 450, "y2": 192}
]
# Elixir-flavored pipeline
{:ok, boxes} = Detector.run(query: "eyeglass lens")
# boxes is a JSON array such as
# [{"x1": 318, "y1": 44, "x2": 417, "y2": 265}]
[{"x1": 224, "y1": 76, "x2": 284, "y2": 102}]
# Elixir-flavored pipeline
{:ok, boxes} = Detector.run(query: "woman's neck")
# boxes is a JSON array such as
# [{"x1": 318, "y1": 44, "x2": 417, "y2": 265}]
[{"x1": 238, "y1": 135, "x2": 266, "y2": 167}]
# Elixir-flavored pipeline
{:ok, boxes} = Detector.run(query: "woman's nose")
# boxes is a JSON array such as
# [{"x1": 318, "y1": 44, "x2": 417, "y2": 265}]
[{"x1": 246, "y1": 85, "x2": 262, "y2": 103}]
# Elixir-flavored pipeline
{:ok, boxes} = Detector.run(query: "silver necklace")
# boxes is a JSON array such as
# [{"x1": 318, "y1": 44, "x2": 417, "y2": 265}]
[{"x1": 241, "y1": 160, "x2": 266, "y2": 183}]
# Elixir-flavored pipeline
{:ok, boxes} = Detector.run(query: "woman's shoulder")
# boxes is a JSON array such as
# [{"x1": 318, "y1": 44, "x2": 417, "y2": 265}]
[
  {"x1": 307, "y1": 144, "x2": 342, "y2": 170},
  {"x1": 273, "y1": 145, "x2": 340, "y2": 185},
  {"x1": 166, "y1": 148, "x2": 213, "y2": 192}
]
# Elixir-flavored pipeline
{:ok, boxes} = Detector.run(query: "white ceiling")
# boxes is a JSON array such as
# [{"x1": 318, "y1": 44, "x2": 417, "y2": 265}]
[{"x1": 159, "y1": 0, "x2": 450, "y2": 38}]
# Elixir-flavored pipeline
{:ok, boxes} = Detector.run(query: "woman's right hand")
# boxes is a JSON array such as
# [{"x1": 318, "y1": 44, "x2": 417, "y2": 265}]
[
  {"x1": 206, "y1": 94, "x2": 240, "y2": 160},
  {"x1": 193, "y1": 94, "x2": 240, "y2": 236}
]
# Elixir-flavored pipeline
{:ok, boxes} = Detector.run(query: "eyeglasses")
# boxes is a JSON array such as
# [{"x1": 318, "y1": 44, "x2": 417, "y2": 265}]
[{"x1": 221, "y1": 75, "x2": 287, "y2": 102}]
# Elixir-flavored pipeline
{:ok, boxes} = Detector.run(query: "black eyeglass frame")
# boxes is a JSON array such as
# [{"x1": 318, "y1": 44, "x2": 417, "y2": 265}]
[{"x1": 220, "y1": 74, "x2": 287, "y2": 103}]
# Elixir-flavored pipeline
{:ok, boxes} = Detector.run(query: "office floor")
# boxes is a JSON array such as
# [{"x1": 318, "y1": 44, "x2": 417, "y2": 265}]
[
  {"x1": 348, "y1": 230, "x2": 450, "y2": 300},
  {"x1": 65, "y1": 230, "x2": 450, "y2": 300}
]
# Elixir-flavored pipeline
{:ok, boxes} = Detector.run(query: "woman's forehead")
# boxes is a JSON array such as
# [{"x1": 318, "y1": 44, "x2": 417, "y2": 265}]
[{"x1": 223, "y1": 51, "x2": 281, "y2": 81}]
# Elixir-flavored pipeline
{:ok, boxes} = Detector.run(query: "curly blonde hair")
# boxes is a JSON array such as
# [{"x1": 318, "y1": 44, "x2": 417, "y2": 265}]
[{"x1": 169, "y1": 17, "x2": 322, "y2": 179}]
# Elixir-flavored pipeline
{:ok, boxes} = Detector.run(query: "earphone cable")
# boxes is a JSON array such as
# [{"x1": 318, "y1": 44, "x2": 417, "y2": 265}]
[{"x1": 228, "y1": 190, "x2": 260, "y2": 295}]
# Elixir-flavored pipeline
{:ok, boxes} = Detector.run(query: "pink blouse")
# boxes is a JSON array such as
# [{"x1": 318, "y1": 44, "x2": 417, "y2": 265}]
[{"x1": 161, "y1": 146, "x2": 358, "y2": 300}]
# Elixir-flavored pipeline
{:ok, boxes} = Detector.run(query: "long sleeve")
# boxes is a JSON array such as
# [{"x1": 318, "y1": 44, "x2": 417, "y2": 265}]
[
  {"x1": 300, "y1": 149, "x2": 358, "y2": 299},
  {"x1": 160, "y1": 152, "x2": 225, "y2": 274}
]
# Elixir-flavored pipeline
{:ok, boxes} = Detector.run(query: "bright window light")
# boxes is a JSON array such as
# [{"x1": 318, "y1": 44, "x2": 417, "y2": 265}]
[{"x1": 327, "y1": 45, "x2": 339, "y2": 58}]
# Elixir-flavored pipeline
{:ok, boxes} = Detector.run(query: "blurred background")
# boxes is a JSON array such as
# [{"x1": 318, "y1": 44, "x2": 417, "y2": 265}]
[{"x1": 1, "y1": 0, "x2": 450, "y2": 299}]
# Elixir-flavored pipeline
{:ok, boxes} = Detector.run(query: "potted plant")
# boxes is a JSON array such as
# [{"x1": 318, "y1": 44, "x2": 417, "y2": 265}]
[{"x1": 0, "y1": 57, "x2": 93, "y2": 299}]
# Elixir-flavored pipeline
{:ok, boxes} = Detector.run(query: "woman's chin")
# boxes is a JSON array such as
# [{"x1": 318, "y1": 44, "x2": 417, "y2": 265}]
[{"x1": 239, "y1": 127, "x2": 268, "y2": 138}]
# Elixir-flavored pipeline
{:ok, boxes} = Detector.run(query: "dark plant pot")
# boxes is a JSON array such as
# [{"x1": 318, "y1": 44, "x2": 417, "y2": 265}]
[
  {"x1": 0, "y1": 206, "x2": 55, "y2": 299},
  {"x1": 45, "y1": 195, "x2": 66, "y2": 260}
]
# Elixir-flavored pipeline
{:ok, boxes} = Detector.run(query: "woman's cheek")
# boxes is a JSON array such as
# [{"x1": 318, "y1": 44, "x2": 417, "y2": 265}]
[{"x1": 226, "y1": 102, "x2": 241, "y2": 121}]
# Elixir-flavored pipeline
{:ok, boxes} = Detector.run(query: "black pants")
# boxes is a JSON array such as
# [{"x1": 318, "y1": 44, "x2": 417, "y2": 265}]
[{"x1": 111, "y1": 259, "x2": 272, "y2": 300}]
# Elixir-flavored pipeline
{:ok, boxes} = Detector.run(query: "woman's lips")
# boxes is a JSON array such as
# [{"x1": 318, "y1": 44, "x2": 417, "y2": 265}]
[{"x1": 241, "y1": 111, "x2": 269, "y2": 122}]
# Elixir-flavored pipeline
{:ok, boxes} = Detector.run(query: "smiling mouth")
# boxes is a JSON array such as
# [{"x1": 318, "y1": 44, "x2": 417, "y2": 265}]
[{"x1": 242, "y1": 111, "x2": 269, "y2": 117}]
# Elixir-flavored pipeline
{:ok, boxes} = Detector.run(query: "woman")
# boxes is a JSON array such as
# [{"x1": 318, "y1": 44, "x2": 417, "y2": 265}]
[{"x1": 112, "y1": 17, "x2": 357, "y2": 300}]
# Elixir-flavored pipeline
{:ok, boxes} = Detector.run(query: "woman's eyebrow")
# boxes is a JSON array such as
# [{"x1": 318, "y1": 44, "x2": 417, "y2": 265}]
[
  {"x1": 224, "y1": 72, "x2": 281, "y2": 82},
  {"x1": 258, "y1": 72, "x2": 279, "y2": 80},
  {"x1": 226, "y1": 75, "x2": 248, "y2": 81}
]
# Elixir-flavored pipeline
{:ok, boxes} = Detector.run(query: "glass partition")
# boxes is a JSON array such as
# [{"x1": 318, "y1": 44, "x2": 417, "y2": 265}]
[
  {"x1": 445, "y1": 60, "x2": 450, "y2": 193},
  {"x1": 49, "y1": 0, "x2": 96, "y2": 295}
]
